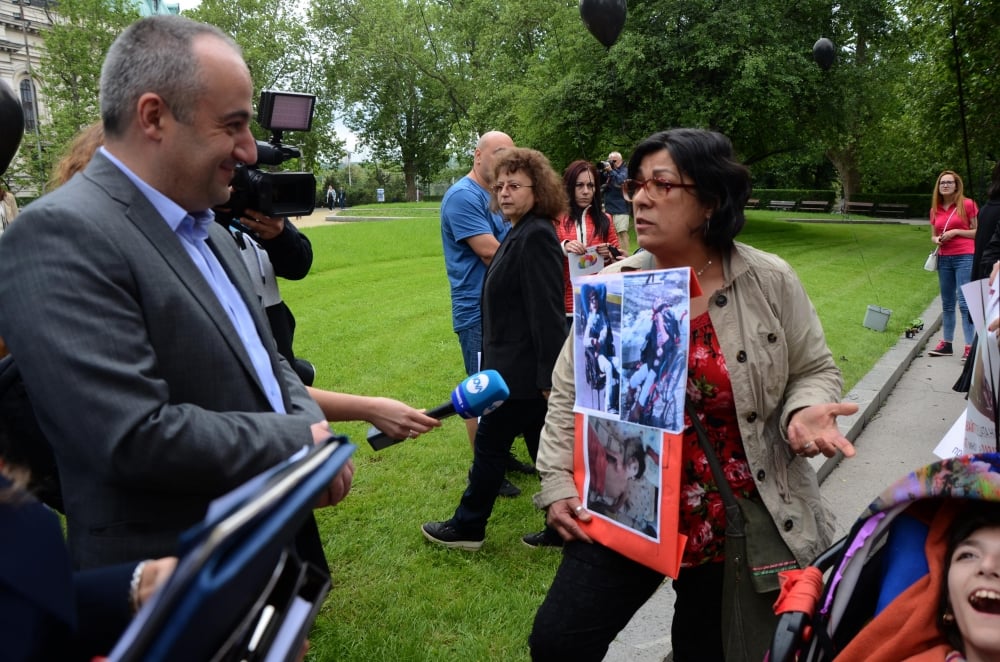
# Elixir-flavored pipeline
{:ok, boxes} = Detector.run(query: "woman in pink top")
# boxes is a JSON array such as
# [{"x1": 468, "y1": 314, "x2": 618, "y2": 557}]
[
  {"x1": 554, "y1": 160, "x2": 621, "y2": 332},
  {"x1": 927, "y1": 170, "x2": 978, "y2": 362}
]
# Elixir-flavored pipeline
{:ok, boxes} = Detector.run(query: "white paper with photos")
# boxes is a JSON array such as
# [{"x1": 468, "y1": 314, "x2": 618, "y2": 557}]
[
  {"x1": 572, "y1": 268, "x2": 691, "y2": 433},
  {"x1": 962, "y1": 278, "x2": 999, "y2": 454},
  {"x1": 569, "y1": 267, "x2": 692, "y2": 576}
]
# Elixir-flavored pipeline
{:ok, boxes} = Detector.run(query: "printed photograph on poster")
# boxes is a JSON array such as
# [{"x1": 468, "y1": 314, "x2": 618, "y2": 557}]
[
  {"x1": 583, "y1": 416, "x2": 663, "y2": 540},
  {"x1": 574, "y1": 278, "x2": 623, "y2": 416},
  {"x1": 619, "y1": 270, "x2": 690, "y2": 432},
  {"x1": 963, "y1": 277, "x2": 999, "y2": 454},
  {"x1": 573, "y1": 269, "x2": 691, "y2": 433}
]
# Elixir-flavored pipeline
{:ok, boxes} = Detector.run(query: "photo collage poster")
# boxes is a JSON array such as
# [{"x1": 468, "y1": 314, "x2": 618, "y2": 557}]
[
  {"x1": 570, "y1": 268, "x2": 699, "y2": 578},
  {"x1": 934, "y1": 277, "x2": 1000, "y2": 459},
  {"x1": 963, "y1": 278, "x2": 999, "y2": 453}
]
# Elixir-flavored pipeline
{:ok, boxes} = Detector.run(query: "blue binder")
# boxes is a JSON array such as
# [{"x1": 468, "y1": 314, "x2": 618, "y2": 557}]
[{"x1": 109, "y1": 435, "x2": 356, "y2": 662}]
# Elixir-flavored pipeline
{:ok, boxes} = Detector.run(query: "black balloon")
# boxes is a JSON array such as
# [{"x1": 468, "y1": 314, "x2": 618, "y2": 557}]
[
  {"x1": 813, "y1": 37, "x2": 835, "y2": 71},
  {"x1": 0, "y1": 80, "x2": 24, "y2": 177},
  {"x1": 580, "y1": 0, "x2": 627, "y2": 49}
]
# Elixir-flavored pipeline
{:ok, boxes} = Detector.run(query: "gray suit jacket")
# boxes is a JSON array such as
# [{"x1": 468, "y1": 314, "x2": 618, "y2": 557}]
[{"x1": 0, "y1": 152, "x2": 325, "y2": 569}]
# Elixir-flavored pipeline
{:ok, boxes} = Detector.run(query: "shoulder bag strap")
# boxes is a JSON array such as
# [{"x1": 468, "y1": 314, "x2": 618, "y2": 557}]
[
  {"x1": 685, "y1": 399, "x2": 745, "y2": 535},
  {"x1": 941, "y1": 208, "x2": 957, "y2": 233}
]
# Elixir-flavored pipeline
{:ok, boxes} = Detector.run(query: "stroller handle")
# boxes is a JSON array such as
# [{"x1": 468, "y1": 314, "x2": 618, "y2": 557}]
[{"x1": 768, "y1": 537, "x2": 846, "y2": 662}]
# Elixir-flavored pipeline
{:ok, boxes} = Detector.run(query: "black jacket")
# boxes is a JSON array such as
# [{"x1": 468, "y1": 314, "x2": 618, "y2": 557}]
[{"x1": 481, "y1": 212, "x2": 566, "y2": 398}]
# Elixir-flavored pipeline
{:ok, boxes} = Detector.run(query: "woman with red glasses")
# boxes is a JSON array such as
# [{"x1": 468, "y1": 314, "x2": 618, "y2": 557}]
[{"x1": 529, "y1": 128, "x2": 859, "y2": 662}]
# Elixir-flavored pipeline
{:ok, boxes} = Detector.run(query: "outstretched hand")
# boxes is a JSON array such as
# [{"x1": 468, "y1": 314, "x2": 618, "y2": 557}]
[
  {"x1": 366, "y1": 397, "x2": 442, "y2": 441},
  {"x1": 787, "y1": 402, "x2": 859, "y2": 458}
]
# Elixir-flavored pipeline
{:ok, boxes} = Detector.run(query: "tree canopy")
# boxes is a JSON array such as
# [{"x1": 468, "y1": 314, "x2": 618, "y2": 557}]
[{"x1": 20, "y1": 0, "x2": 1000, "y2": 200}]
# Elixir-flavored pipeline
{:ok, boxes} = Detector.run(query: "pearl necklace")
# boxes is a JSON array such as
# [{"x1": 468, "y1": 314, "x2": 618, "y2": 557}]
[{"x1": 696, "y1": 260, "x2": 712, "y2": 277}]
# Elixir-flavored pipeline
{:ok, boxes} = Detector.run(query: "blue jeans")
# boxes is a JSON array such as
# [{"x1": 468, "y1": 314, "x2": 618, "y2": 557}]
[
  {"x1": 456, "y1": 325, "x2": 482, "y2": 375},
  {"x1": 937, "y1": 253, "x2": 974, "y2": 345}
]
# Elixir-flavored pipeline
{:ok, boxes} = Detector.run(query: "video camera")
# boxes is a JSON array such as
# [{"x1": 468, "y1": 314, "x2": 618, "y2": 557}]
[
  {"x1": 225, "y1": 90, "x2": 317, "y2": 220},
  {"x1": 597, "y1": 160, "x2": 611, "y2": 172}
]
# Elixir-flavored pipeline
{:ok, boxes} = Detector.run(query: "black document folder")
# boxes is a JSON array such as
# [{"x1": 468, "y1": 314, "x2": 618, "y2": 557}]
[{"x1": 108, "y1": 436, "x2": 356, "y2": 662}]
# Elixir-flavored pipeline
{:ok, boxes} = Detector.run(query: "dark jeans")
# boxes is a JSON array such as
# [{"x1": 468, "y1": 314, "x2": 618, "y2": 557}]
[
  {"x1": 451, "y1": 397, "x2": 547, "y2": 536},
  {"x1": 530, "y1": 542, "x2": 724, "y2": 662}
]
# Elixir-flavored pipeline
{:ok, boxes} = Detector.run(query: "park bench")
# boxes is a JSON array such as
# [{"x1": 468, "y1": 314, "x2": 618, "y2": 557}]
[
  {"x1": 767, "y1": 200, "x2": 796, "y2": 211},
  {"x1": 845, "y1": 201, "x2": 875, "y2": 215},
  {"x1": 799, "y1": 200, "x2": 830, "y2": 213},
  {"x1": 745, "y1": 198, "x2": 760, "y2": 209},
  {"x1": 874, "y1": 203, "x2": 910, "y2": 218}
]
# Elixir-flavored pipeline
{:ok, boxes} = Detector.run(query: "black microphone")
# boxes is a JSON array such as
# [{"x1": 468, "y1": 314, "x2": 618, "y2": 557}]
[{"x1": 366, "y1": 370, "x2": 510, "y2": 450}]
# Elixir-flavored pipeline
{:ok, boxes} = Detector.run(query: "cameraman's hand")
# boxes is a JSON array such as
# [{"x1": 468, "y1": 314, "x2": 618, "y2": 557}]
[{"x1": 242, "y1": 209, "x2": 285, "y2": 241}]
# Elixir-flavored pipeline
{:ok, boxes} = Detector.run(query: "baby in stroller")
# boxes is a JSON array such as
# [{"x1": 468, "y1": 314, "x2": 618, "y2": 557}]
[{"x1": 770, "y1": 453, "x2": 1000, "y2": 662}]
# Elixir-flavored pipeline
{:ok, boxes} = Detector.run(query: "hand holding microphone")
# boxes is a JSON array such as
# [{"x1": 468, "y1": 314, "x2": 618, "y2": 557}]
[{"x1": 366, "y1": 370, "x2": 510, "y2": 450}]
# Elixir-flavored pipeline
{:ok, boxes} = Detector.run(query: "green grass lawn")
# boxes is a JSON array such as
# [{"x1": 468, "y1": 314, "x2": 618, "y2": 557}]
[{"x1": 282, "y1": 205, "x2": 939, "y2": 661}]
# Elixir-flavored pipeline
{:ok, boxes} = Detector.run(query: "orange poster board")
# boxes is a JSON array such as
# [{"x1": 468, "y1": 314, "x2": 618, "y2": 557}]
[
  {"x1": 569, "y1": 267, "x2": 702, "y2": 578},
  {"x1": 573, "y1": 413, "x2": 686, "y2": 578}
]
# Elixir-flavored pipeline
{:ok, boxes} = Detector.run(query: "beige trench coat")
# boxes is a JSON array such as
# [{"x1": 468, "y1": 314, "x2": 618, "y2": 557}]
[{"x1": 533, "y1": 242, "x2": 842, "y2": 565}]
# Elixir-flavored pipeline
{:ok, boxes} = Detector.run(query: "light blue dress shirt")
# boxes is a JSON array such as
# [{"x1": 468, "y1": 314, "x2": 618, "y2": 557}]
[{"x1": 98, "y1": 147, "x2": 286, "y2": 414}]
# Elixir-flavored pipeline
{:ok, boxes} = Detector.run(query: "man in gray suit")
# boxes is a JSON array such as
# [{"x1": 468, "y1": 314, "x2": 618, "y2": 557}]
[{"x1": 0, "y1": 15, "x2": 353, "y2": 570}]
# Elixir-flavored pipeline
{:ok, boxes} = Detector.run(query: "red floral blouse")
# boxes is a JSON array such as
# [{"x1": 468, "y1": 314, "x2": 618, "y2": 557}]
[{"x1": 680, "y1": 311, "x2": 758, "y2": 567}]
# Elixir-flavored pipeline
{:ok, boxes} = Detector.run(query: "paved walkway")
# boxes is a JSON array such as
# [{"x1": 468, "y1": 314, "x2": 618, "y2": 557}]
[
  {"x1": 290, "y1": 207, "x2": 436, "y2": 227},
  {"x1": 287, "y1": 207, "x2": 348, "y2": 228},
  {"x1": 604, "y1": 295, "x2": 969, "y2": 661}
]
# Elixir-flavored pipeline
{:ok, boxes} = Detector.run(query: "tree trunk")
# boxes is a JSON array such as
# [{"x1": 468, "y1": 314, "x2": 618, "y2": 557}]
[
  {"x1": 827, "y1": 144, "x2": 862, "y2": 207},
  {"x1": 403, "y1": 160, "x2": 418, "y2": 202}
]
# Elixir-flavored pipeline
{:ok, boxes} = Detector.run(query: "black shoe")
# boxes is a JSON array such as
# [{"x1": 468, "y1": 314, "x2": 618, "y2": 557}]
[
  {"x1": 498, "y1": 478, "x2": 522, "y2": 498},
  {"x1": 505, "y1": 453, "x2": 537, "y2": 476},
  {"x1": 522, "y1": 529, "x2": 564, "y2": 548},
  {"x1": 421, "y1": 520, "x2": 484, "y2": 551},
  {"x1": 928, "y1": 340, "x2": 953, "y2": 357}
]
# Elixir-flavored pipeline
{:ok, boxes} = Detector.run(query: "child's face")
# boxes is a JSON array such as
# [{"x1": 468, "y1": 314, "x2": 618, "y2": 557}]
[
  {"x1": 947, "y1": 524, "x2": 1000, "y2": 661},
  {"x1": 626, "y1": 459, "x2": 640, "y2": 479}
]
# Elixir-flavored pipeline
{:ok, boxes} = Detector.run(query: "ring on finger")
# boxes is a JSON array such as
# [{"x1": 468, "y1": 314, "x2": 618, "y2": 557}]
[{"x1": 574, "y1": 505, "x2": 585, "y2": 514}]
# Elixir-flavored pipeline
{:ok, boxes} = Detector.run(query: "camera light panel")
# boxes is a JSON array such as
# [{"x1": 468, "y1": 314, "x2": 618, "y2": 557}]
[{"x1": 258, "y1": 90, "x2": 315, "y2": 132}]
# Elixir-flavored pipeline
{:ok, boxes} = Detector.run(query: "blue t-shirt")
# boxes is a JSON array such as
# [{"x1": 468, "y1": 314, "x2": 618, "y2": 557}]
[{"x1": 441, "y1": 176, "x2": 510, "y2": 332}]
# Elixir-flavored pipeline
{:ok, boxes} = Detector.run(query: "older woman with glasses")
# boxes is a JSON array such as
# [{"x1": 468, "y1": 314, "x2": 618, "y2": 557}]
[
  {"x1": 423, "y1": 147, "x2": 569, "y2": 550},
  {"x1": 555, "y1": 160, "x2": 622, "y2": 332},
  {"x1": 927, "y1": 171, "x2": 979, "y2": 362},
  {"x1": 528, "y1": 128, "x2": 859, "y2": 662}
]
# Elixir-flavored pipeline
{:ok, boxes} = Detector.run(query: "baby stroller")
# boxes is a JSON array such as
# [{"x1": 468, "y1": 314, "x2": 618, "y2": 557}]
[{"x1": 769, "y1": 453, "x2": 1000, "y2": 662}]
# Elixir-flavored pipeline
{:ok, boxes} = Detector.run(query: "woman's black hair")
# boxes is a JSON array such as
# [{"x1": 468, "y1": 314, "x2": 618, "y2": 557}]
[
  {"x1": 562, "y1": 160, "x2": 612, "y2": 241},
  {"x1": 937, "y1": 501, "x2": 1000, "y2": 653},
  {"x1": 627, "y1": 128, "x2": 752, "y2": 249}
]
